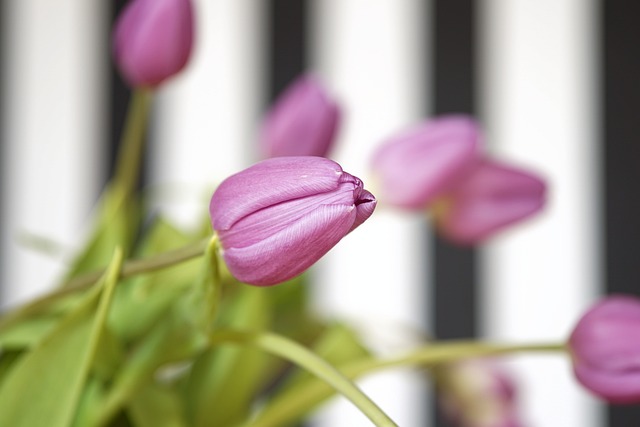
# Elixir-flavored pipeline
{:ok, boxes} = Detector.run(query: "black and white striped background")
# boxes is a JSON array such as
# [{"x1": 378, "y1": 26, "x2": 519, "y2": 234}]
[{"x1": 1, "y1": 1, "x2": 639, "y2": 426}]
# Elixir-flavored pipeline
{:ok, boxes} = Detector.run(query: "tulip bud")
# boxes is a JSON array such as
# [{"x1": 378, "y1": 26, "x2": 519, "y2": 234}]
[
  {"x1": 569, "y1": 295, "x2": 640, "y2": 403},
  {"x1": 259, "y1": 76, "x2": 341, "y2": 158},
  {"x1": 371, "y1": 115, "x2": 480, "y2": 209},
  {"x1": 113, "y1": 0, "x2": 194, "y2": 87},
  {"x1": 438, "y1": 360, "x2": 524, "y2": 427},
  {"x1": 209, "y1": 157, "x2": 376, "y2": 286},
  {"x1": 433, "y1": 159, "x2": 546, "y2": 244}
]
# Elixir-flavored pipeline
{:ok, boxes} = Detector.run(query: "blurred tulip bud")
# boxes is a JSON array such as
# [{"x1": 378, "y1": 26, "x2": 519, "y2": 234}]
[
  {"x1": 260, "y1": 76, "x2": 340, "y2": 158},
  {"x1": 569, "y1": 295, "x2": 640, "y2": 403},
  {"x1": 113, "y1": 0, "x2": 194, "y2": 87},
  {"x1": 371, "y1": 115, "x2": 480, "y2": 209},
  {"x1": 438, "y1": 360, "x2": 524, "y2": 427},
  {"x1": 209, "y1": 157, "x2": 376, "y2": 286},
  {"x1": 433, "y1": 159, "x2": 546, "y2": 244}
]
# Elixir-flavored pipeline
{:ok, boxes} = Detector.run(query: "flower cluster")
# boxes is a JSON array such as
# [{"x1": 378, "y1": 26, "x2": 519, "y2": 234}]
[
  {"x1": 372, "y1": 116, "x2": 546, "y2": 244},
  {"x1": 0, "y1": 2, "x2": 638, "y2": 427},
  {"x1": 110, "y1": 0, "x2": 640, "y2": 409}
]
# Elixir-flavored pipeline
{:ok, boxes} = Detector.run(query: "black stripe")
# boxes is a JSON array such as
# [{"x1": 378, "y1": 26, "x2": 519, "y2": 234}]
[
  {"x1": 603, "y1": 1, "x2": 640, "y2": 425},
  {"x1": 430, "y1": 0, "x2": 477, "y2": 425},
  {"x1": 268, "y1": 0, "x2": 308, "y2": 101},
  {"x1": 431, "y1": 0, "x2": 477, "y2": 341}
]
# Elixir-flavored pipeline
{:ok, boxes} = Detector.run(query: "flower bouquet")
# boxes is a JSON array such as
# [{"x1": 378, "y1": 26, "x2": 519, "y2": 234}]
[{"x1": 0, "y1": 1, "x2": 637, "y2": 426}]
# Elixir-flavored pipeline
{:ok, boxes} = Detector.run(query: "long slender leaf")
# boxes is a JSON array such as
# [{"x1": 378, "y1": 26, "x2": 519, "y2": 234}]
[{"x1": 0, "y1": 249, "x2": 123, "y2": 427}]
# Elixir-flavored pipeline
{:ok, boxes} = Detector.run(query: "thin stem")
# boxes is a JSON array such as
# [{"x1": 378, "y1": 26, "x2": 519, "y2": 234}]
[
  {"x1": 204, "y1": 235, "x2": 222, "y2": 320},
  {"x1": 246, "y1": 340, "x2": 566, "y2": 427},
  {"x1": 211, "y1": 330, "x2": 398, "y2": 427},
  {"x1": 0, "y1": 238, "x2": 210, "y2": 333},
  {"x1": 65, "y1": 237, "x2": 210, "y2": 291},
  {"x1": 112, "y1": 88, "x2": 153, "y2": 199}
]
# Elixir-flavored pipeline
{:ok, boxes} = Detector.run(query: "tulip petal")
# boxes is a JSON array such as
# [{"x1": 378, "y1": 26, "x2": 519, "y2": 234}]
[
  {"x1": 260, "y1": 75, "x2": 340, "y2": 158},
  {"x1": 210, "y1": 157, "x2": 376, "y2": 286},
  {"x1": 219, "y1": 178, "x2": 360, "y2": 249},
  {"x1": 222, "y1": 204, "x2": 356, "y2": 286},
  {"x1": 436, "y1": 158, "x2": 546, "y2": 244},
  {"x1": 351, "y1": 189, "x2": 377, "y2": 231},
  {"x1": 210, "y1": 157, "x2": 345, "y2": 231},
  {"x1": 371, "y1": 115, "x2": 480, "y2": 209},
  {"x1": 569, "y1": 295, "x2": 640, "y2": 403},
  {"x1": 573, "y1": 363, "x2": 640, "y2": 404},
  {"x1": 113, "y1": 0, "x2": 194, "y2": 87}
]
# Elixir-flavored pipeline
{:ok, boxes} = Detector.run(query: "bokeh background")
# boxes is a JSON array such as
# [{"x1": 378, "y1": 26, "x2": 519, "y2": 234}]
[{"x1": 1, "y1": 0, "x2": 638, "y2": 426}]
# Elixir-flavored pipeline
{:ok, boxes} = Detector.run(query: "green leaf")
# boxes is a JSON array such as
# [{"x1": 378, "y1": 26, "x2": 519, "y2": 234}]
[
  {"x1": 71, "y1": 376, "x2": 105, "y2": 427},
  {"x1": 0, "y1": 313, "x2": 59, "y2": 349},
  {"x1": 0, "y1": 249, "x2": 123, "y2": 427},
  {"x1": 0, "y1": 288, "x2": 86, "y2": 342},
  {"x1": 92, "y1": 308, "x2": 209, "y2": 426},
  {"x1": 183, "y1": 286, "x2": 271, "y2": 427},
  {"x1": 107, "y1": 219, "x2": 202, "y2": 342},
  {"x1": 93, "y1": 235, "x2": 219, "y2": 426},
  {"x1": 64, "y1": 189, "x2": 139, "y2": 281},
  {"x1": 0, "y1": 292, "x2": 86, "y2": 350},
  {"x1": 267, "y1": 275, "x2": 323, "y2": 344},
  {"x1": 128, "y1": 383, "x2": 187, "y2": 427},
  {"x1": 0, "y1": 350, "x2": 22, "y2": 389}
]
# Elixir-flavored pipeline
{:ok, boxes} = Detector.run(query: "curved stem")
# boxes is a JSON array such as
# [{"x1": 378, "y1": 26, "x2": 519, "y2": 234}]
[
  {"x1": 246, "y1": 340, "x2": 566, "y2": 427},
  {"x1": 211, "y1": 330, "x2": 398, "y2": 427}
]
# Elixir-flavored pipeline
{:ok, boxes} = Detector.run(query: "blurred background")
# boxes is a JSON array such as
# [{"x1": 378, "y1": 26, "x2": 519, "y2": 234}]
[{"x1": 1, "y1": 0, "x2": 638, "y2": 426}]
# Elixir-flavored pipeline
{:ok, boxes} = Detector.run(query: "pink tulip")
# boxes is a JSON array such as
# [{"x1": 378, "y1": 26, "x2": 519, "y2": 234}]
[
  {"x1": 433, "y1": 159, "x2": 546, "y2": 244},
  {"x1": 209, "y1": 157, "x2": 376, "y2": 286},
  {"x1": 371, "y1": 115, "x2": 481, "y2": 209},
  {"x1": 260, "y1": 75, "x2": 340, "y2": 158},
  {"x1": 439, "y1": 360, "x2": 525, "y2": 427},
  {"x1": 113, "y1": 0, "x2": 194, "y2": 87},
  {"x1": 569, "y1": 295, "x2": 640, "y2": 403}
]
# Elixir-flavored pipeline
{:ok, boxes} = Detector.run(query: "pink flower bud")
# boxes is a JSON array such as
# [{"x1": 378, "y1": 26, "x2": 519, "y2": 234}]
[
  {"x1": 209, "y1": 157, "x2": 376, "y2": 286},
  {"x1": 259, "y1": 76, "x2": 340, "y2": 158},
  {"x1": 433, "y1": 159, "x2": 546, "y2": 244},
  {"x1": 371, "y1": 115, "x2": 481, "y2": 209},
  {"x1": 112, "y1": 0, "x2": 194, "y2": 87},
  {"x1": 569, "y1": 295, "x2": 640, "y2": 403},
  {"x1": 439, "y1": 360, "x2": 525, "y2": 427}
]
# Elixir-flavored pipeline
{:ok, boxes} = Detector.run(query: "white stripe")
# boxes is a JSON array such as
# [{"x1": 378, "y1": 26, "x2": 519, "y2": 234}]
[
  {"x1": 150, "y1": 0, "x2": 266, "y2": 228},
  {"x1": 479, "y1": 0, "x2": 603, "y2": 425},
  {"x1": 310, "y1": 1, "x2": 430, "y2": 425},
  {"x1": 1, "y1": 0, "x2": 106, "y2": 306}
]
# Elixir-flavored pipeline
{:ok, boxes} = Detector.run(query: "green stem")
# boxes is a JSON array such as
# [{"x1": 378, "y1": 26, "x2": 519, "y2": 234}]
[
  {"x1": 0, "y1": 238, "x2": 210, "y2": 333},
  {"x1": 211, "y1": 330, "x2": 399, "y2": 427},
  {"x1": 246, "y1": 340, "x2": 567, "y2": 427},
  {"x1": 65, "y1": 237, "x2": 210, "y2": 291},
  {"x1": 111, "y1": 88, "x2": 153, "y2": 202},
  {"x1": 204, "y1": 235, "x2": 222, "y2": 321}
]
